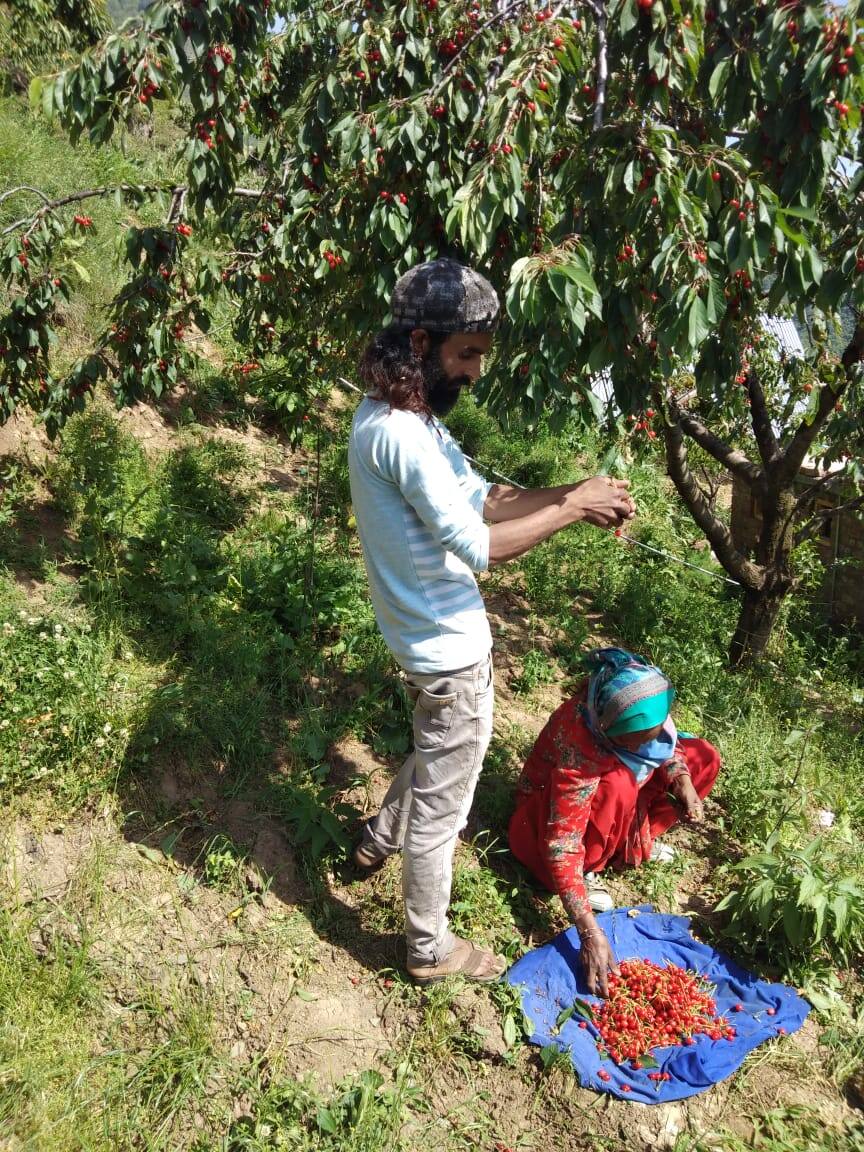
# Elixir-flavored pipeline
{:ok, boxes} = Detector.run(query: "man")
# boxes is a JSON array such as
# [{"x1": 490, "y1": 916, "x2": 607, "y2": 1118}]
[{"x1": 348, "y1": 258, "x2": 635, "y2": 985}]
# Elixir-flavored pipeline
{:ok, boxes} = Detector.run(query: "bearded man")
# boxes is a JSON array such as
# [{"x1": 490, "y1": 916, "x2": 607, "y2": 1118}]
[{"x1": 348, "y1": 258, "x2": 635, "y2": 984}]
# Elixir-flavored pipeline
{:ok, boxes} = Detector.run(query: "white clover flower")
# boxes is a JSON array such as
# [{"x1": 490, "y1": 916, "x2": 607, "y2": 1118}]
[
  {"x1": 60, "y1": 724, "x2": 70, "y2": 736},
  {"x1": 62, "y1": 671, "x2": 72, "y2": 681},
  {"x1": 94, "y1": 737, "x2": 106, "y2": 749},
  {"x1": 123, "y1": 651, "x2": 134, "y2": 661},
  {"x1": 0, "y1": 719, "x2": 9, "y2": 730},
  {"x1": 17, "y1": 609, "x2": 27, "y2": 620},
  {"x1": 103, "y1": 722, "x2": 112, "y2": 736},
  {"x1": 53, "y1": 624, "x2": 63, "y2": 635}
]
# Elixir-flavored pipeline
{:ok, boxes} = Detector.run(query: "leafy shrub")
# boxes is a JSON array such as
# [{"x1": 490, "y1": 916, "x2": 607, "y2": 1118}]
[
  {"x1": 273, "y1": 776, "x2": 357, "y2": 862},
  {"x1": 49, "y1": 402, "x2": 153, "y2": 577},
  {"x1": 716, "y1": 830, "x2": 864, "y2": 972},
  {"x1": 511, "y1": 648, "x2": 557, "y2": 696},
  {"x1": 159, "y1": 437, "x2": 253, "y2": 531}
]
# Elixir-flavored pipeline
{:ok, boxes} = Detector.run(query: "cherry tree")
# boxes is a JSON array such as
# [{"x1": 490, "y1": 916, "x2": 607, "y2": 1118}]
[{"x1": 1, "y1": 0, "x2": 862, "y2": 661}]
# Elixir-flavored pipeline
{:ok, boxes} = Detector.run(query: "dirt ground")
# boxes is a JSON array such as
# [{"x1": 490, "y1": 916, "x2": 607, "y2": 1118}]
[
  {"x1": 1, "y1": 403, "x2": 860, "y2": 1150},
  {"x1": 3, "y1": 716, "x2": 855, "y2": 1150}
]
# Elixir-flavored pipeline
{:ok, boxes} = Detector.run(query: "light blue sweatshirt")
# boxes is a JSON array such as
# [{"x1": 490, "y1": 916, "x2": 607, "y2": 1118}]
[{"x1": 348, "y1": 396, "x2": 493, "y2": 674}]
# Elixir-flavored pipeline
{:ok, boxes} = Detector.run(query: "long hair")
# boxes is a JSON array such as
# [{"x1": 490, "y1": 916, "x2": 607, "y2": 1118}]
[{"x1": 358, "y1": 325, "x2": 446, "y2": 420}]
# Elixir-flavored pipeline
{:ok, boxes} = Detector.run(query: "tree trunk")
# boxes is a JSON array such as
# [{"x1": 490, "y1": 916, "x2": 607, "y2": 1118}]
[
  {"x1": 728, "y1": 584, "x2": 788, "y2": 666},
  {"x1": 727, "y1": 484, "x2": 796, "y2": 666}
]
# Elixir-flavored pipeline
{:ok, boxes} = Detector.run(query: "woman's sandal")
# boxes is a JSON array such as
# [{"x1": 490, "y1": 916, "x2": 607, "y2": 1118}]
[{"x1": 407, "y1": 936, "x2": 507, "y2": 986}]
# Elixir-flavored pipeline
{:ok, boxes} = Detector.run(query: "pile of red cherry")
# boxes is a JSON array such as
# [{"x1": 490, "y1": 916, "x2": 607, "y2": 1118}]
[{"x1": 590, "y1": 959, "x2": 737, "y2": 1078}]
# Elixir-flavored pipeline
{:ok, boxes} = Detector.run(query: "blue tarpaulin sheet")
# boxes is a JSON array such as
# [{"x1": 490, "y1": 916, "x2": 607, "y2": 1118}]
[{"x1": 506, "y1": 906, "x2": 810, "y2": 1103}]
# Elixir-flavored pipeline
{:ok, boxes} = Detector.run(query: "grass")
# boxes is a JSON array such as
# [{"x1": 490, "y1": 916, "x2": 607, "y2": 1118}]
[
  {"x1": 679, "y1": 1109, "x2": 864, "y2": 1152},
  {"x1": 224, "y1": 1063, "x2": 424, "y2": 1152}
]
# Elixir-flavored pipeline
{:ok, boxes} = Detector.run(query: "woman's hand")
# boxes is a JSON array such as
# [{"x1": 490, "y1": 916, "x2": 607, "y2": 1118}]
[
  {"x1": 672, "y1": 774, "x2": 704, "y2": 823},
  {"x1": 578, "y1": 927, "x2": 620, "y2": 998}
]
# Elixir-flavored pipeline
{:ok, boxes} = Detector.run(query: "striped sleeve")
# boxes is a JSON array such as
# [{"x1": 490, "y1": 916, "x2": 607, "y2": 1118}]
[
  {"x1": 374, "y1": 413, "x2": 490, "y2": 572},
  {"x1": 435, "y1": 421, "x2": 492, "y2": 517}
]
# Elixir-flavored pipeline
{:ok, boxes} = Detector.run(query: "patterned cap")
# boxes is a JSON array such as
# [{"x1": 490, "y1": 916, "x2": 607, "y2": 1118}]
[{"x1": 389, "y1": 258, "x2": 500, "y2": 333}]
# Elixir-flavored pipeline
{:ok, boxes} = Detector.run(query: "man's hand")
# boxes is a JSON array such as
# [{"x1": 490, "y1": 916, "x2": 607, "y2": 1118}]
[
  {"x1": 672, "y1": 774, "x2": 704, "y2": 823},
  {"x1": 565, "y1": 476, "x2": 636, "y2": 529},
  {"x1": 579, "y1": 928, "x2": 620, "y2": 998}
]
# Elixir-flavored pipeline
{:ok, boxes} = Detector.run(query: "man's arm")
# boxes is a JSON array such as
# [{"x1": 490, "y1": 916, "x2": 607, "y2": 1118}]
[
  {"x1": 485, "y1": 477, "x2": 635, "y2": 566},
  {"x1": 484, "y1": 483, "x2": 580, "y2": 522}
]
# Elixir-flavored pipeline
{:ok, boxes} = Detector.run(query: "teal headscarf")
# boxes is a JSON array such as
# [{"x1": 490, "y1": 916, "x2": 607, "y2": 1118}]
[{"x1": 582, "y1": 648, "x2": 676, "y2": 782}]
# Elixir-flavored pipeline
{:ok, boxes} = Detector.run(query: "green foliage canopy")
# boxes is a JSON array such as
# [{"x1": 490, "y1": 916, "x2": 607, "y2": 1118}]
[
  {"x1": 1, "y1": 0, "x2": 863, "y2": 455},
  {"x1": 0, "y1": 1, "x2": 109, "y2": 74}
]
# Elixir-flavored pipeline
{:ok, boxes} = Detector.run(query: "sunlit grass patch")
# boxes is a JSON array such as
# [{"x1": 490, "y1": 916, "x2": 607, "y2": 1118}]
[{"x1": 0, "y1": 582, "x2": 157, "y2": 804}]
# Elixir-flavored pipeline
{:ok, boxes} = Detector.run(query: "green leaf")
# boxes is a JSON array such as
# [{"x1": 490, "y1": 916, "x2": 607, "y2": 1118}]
[
  {"x1": 709, "y1": 59, "x2": 731, "y2": 101},
  {"x1": 316, "y1": 1108, "x2": 337, "y2": 1134},
  {"x1": 619, "y1": 0, "x2": 639, "y2": 35},
  {"x1": 503, "y1": 1013, "x2": 518, "y2": 1049},
  {"x1": 555, "y1": 1004, "x2": 576, "y2": 1029},
  {"x1": 830, "y1": 893, "x2": 849, "y2": 938},
  {"x1": 70, "y1": 260, "x2": 91, "y2": 284},
  {"x1": 688, "y1": 294, "x2": 709, "y2": 348},
  {"x1": 137, "y1": 844, "x2": 164, "y2": 865},
  {"x1": 783, "y1": 899, "x2": 807, "y2": 947},
  {"x1": 573, "y1": 997, "x2": 596, "y2": 1022},
  {"x1": 160, "y1": 830, "x2": 182, "y2": 857},
  {"x1": 778, "y1": 204, "x2": 818, "y2": 222}
]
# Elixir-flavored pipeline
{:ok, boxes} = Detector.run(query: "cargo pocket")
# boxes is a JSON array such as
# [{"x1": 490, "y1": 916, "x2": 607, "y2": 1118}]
[{"x1": 411, "y1": 682, "x2": 459, "y2": 751}]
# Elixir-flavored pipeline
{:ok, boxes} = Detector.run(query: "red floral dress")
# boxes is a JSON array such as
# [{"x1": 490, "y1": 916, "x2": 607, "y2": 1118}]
[{"x1": 508, "y1": 688, "x2": 720, "y2": 920}]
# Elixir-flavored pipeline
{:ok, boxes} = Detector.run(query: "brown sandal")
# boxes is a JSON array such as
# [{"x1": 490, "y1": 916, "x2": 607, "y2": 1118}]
[
  {"x1": 408, "y1": 936, "x2": 507, "y2": 986},
  {"x1": 351, "y1": 830, "x2": 389, "y2": 876}
]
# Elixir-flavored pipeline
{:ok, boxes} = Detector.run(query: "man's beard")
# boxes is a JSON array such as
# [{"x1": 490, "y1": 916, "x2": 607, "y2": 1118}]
[{"x1": 423, "y1": 346, "x2": 471, "y2": 418}]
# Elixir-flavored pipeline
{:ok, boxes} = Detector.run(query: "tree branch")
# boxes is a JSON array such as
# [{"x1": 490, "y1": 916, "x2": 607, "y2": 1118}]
[
  {"x1": 659, "y1": 392, "x2": 765, "y2": 590},
  {"x1": 587, "y1": 0, "x2": 608, "y2": 131},
  {"x1": 670, "y1": 395, "x2": 764, "y2": 487},
  {"x1": 427, "y1": 0, "x2": 529, "y2": 100},
  {"x1": 745, "y1": 368, "x2": 781, "y2": 468},
  {"x1": 795, "y1": 493, "x2": 864, "y2": 546},
  {"x1": 0, "y1": 185, "x2": 52, "y2": 208},
  {"x1": 779, "y1": 315, "x2": 864, "y2": 482},
  {"x1": 0, "y1": 183, "x2": 266, "y2": 236},
  {"x1": 792, "y1": 467, "x2": 837, "y2": 508}
]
